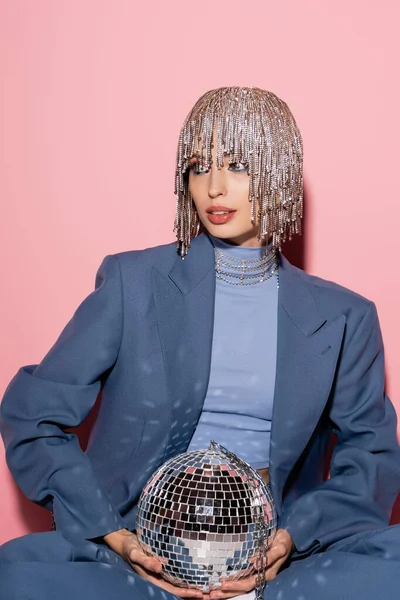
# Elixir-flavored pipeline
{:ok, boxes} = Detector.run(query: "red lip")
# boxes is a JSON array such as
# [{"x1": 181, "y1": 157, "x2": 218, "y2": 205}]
[
  {"x1": 206, "y1": 208, "x2": 237, "y2": 225},
  {"x1": 206, "y1": 205, "x2": 236, "y2": 213}
]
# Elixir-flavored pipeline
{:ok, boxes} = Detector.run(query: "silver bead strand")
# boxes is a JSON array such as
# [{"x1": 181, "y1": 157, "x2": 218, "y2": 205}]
[{"x1": 214, "y1": 248, "x2": 279, "y2": 288}]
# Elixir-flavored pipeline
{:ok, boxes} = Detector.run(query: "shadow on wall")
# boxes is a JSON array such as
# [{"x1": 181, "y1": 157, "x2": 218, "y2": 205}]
[
  {"x1": 280, "y1": 177, "x2": 308, "y2": 270},
  {"x1": 12, "y1": 178, "x2": 400, "y2": 531},
  {"x1": 391, "y1": 496, "x2": 400, "y2": 525}
]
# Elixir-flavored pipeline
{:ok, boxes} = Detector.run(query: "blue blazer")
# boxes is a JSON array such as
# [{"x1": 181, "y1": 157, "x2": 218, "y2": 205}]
[{"x1": 1, "y1": 232, "x2": 399, "y2": 556}]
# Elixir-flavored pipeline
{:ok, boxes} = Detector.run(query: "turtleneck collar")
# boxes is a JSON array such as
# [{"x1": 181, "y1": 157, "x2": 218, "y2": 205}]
[{"x1": 206, "y1": 232, "x2": 273, "y2": 259}]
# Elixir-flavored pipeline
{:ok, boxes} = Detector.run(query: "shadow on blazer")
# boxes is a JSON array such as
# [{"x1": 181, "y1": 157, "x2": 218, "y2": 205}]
[{"x1": 1, "y1": 232, "x2": 400, "y2": 557}]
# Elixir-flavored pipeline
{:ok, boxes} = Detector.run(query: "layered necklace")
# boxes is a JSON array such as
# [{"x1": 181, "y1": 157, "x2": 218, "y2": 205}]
[{"x1": 214, "y1": 246, "x2": 280, "y2": 288}]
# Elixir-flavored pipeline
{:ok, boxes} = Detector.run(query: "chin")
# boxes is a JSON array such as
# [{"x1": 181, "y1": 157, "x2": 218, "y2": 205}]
[{"x1": 204, "y1": 225, "x2": 257, "y2": 240}]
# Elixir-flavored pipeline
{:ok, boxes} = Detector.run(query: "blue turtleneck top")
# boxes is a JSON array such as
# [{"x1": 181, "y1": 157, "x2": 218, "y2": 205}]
[{"x1": 186, "y1": 233, "x2": 279, "y2": 469}]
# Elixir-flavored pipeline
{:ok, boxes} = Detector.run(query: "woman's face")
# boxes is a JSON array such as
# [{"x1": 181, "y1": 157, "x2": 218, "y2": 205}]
[{"x1": 188, "y1": 136, "x2": 263, "y2": 247}]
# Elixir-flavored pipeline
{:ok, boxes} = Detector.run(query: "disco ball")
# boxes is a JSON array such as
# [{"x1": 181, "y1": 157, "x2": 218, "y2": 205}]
[{"x1": 136, "y1": 441, "x2": 277, "y2": 592}]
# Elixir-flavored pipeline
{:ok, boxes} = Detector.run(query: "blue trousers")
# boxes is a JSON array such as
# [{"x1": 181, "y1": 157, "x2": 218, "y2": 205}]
[{"x1": 1, "y1": 526, "x2": 400, "y2": 600}]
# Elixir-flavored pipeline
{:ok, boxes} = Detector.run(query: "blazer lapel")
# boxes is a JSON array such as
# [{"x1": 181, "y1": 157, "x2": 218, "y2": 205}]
[
  {"x1": 269, "y1": 255, "x2": 346, "y2": 512},
  {"x1": 151, "y1": 233, "x2": 216, "y2": 462}
]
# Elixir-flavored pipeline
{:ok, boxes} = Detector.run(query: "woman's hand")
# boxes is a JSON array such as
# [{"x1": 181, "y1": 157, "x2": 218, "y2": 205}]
[
  {"x1": 207, "y1": 529, "x2": 294, "y2": 600},
  {"x1": 103, "y1": 528, "x2": 204, "y2": 599}
]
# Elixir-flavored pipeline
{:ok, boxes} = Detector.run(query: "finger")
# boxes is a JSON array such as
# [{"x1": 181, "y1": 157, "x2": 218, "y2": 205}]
[
  {"x1": 155, "y1": 580, "x2": 204, "y2": 598},
  {"x1": 163, "y1": 584, "x2": 204, "y2": 599},
  {"x1": 133, "y1": 563, "x2": 204, "y2": 598},
  {"x1": 266, "y1": 542, "x2": 289, "y2": 566},
  {"x1": 264, "y1": 557, "x2": 287, "y2": 582},
  {"x1": 210, "y1": 590, "x2": 254, "y2": 600},
  {"x1": 265, "y1": 566, "x2": 280, "y2": 582},
  {"x1": 128, "y1": 538, "x2": 167, "y2": 567},
  {"x1": 218, "y1": 575, "x2": 256, "y2": 595},
  {"x1": 130, "y1": 550, "x2": 163, "y2": 574}
]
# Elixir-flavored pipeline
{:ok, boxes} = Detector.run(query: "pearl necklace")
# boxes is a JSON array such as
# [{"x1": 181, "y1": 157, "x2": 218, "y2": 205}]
[{"x1": 214, "y1": 247, "x2": 280, "y2": 288}]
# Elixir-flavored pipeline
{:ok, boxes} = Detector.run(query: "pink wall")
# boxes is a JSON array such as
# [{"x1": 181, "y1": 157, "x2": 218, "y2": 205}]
[{"x1": 1, "y1": 1, "x2": 399, "y2": 544}]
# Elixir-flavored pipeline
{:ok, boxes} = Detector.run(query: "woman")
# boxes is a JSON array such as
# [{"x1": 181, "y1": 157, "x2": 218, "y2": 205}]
[{"x1": 1, "y1": 87, "x2": 400, "y2": 600}]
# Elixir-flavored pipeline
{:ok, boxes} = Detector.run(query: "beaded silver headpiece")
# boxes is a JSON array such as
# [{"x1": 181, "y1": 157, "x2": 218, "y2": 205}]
[{"x1": 174, "y1": 86, "x2": 303, "y2": 258}]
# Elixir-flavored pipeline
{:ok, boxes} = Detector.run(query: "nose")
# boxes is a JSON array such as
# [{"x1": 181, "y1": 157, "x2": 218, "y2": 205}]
[{"x1": 208, "y1": 164, "x2": 227, "y2": 199}]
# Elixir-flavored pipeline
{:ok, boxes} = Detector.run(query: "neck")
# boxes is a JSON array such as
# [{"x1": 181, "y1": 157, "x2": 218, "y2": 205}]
[
  {"x1": 206, "y1": 232, "x2": 274, "y2": 258},
  {"x1": 207, "y1": 232, "x2": 272, "y2": 248},
  {"x1": 225, "y1": 237, "x2": 265, "y2": 247}
]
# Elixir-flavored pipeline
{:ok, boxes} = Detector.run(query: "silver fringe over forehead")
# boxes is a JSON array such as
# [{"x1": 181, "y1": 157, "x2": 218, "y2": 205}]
[{"x1": 173, "y1": 87, "x2": 303, "y2": 258}]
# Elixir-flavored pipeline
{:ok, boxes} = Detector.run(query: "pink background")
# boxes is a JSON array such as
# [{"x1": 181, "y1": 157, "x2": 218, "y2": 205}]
[{"x1": 1, "y1": 0, "x2": 399, "y2": 544}]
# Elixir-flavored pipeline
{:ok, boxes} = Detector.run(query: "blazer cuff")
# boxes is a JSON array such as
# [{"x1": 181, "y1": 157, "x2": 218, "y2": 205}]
[{"x1": 279, "y1": 514, "x2": 321, "y2": 557}]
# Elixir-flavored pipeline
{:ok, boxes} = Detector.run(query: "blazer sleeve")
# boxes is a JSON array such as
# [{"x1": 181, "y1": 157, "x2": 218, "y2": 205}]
[
  {"x1": 0, "y1": 254, "x2": 130, "y2": 541},
  {"x1": 279, "y1": 301, "x2": 400, "y2": 556}
]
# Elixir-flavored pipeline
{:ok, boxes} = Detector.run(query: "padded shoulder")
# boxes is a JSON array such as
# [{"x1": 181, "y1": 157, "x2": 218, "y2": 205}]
[{"x1": 290, "y1": 260, "x2": 373, "y2": 322}]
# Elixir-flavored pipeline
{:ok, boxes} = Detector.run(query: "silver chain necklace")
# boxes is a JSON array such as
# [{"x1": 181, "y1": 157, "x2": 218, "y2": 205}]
[{"x1": 214, "y1": 247, "x2": 280, "y2": 288}]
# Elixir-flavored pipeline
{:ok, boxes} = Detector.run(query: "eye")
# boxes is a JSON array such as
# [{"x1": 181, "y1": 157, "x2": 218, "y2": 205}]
[
  {"x1": 190, "y1": 160, "x2": 209, "y2": 175},
  {"x1": 228, "y1": 161, "x2": 248, "y2": 172}
]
